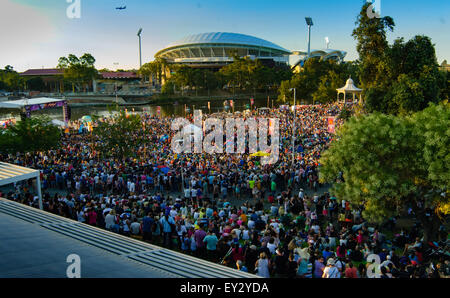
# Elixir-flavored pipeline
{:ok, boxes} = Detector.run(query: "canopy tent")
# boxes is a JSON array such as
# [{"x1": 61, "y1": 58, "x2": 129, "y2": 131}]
[
  {"x1": 0, "y1": 97, "x2": 69, "y2": 123},
  {"x1": 336, "y1": 77, "x2": 363, "y2": 103},
  {"x1": 81, "y1": 115, "x2": 93, "y2": 123},
  {"x1": 0, "y1": 97, "x2": 64, "y2": 109},
  {"x1": 50, "y1": 119, "x2": 67, "y2": 127},
  {"x1": 0, "y1": 162, "x2": 43, "y2": 210}
]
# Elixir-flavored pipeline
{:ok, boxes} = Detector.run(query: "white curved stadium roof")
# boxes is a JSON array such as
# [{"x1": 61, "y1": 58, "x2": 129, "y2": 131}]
[
  {"x1": 158, "y1": 32, "x2": 291, "y2": 55},
  {"x1": 292, "y1": 49, "x2": 347, "y2": 58}
]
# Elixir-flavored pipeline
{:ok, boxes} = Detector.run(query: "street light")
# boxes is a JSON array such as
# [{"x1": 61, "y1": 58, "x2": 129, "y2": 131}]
[
  {"x1": 305, "y1": 17, "x2": 313, "y2": 58},
  {"x1": 137, "y1": 28, "x2": 143, "y2": 69},
  {"x1": 289, "y1": 88, "x2": 296, "y2": 165}
]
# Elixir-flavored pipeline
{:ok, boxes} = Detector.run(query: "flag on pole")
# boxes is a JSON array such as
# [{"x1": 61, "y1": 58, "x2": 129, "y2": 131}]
[{"x1": 327, "y1": 117, "x2": 336, "y2": 133}]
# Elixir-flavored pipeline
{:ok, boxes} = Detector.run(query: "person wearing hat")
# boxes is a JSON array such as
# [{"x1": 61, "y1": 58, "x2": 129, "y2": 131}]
[
  {"x1": 245, "y1": 245, "x2": 259, "y2": 273},
  {"x1": 322, "y1": 258, "x2": 340, "y2": 278}
]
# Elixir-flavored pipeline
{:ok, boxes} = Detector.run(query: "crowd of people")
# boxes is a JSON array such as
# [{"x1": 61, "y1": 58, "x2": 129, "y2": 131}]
[{"x1": 1, "y1": 103, "x2": 448, "y2": 278}]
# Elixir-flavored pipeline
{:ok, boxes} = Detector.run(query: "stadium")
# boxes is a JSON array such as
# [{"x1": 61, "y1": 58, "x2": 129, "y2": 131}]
[
  {"x1": 154, "y1": 32, "x2": 347, "y2": 71},
  {"x1": 291, "y1": 49, "x2": 347, "y2": 71},
  {"x1": 154, "y1": 32, "x2": 293, "y2": 68}
]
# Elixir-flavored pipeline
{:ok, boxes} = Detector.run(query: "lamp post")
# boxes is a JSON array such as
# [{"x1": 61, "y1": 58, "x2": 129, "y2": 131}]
[
  {"x1": 290, "y1": 88, "x2": 296, "y2": 165},
  {"x1": 137, "y1": 28, "x2": 143, "y2": 69},
  {"x1": 305, "y1": 17, "x2": 314, "y2": 58}
]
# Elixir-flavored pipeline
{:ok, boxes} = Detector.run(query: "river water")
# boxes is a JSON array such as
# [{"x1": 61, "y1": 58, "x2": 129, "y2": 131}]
[{"x1": 0, "y1": 97, "x2": 277, "y2": 121}]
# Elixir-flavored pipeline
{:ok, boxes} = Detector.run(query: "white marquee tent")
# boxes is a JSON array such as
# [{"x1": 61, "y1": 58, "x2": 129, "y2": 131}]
[
  {"x1": 0, "y1": 162, "x2": 43, "y2": 210},
  {"x1": 0, "y1": 97, "x2": 63, "y2": 109}
]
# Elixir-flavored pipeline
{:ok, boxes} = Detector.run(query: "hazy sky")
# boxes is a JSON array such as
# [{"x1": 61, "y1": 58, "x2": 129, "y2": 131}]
[{"x1": 1, "y1": 0, "x2": 449, "y2": 71}]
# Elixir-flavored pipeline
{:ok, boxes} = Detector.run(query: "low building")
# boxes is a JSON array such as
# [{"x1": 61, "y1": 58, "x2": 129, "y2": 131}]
[{"x1": 20, "y1": 68, "x2": 64, "y2": 92}]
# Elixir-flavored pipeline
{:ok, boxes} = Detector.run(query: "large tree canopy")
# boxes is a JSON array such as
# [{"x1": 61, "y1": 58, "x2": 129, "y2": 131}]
[
  {"x1": 57, "y1": 53, "x2": 98, "y2": 92},
  {"x1": 94, "y1": 110, "x2": 145, "y2": 159},
  {"x1": 353, "y1": 3, "x2": 443, "y2": 115},
  {"x1": 0, "y1": 116, "x2": 61, "y2": 154},
  {"x1": 0, "y1": 65, "x2": 24, "y2": 91},
  {"x1": 319, "y1": 101, "x2": 449, "y2": 241},
  {"x1": 278, "y1": 59, "x2": 357, "y2": 104}
]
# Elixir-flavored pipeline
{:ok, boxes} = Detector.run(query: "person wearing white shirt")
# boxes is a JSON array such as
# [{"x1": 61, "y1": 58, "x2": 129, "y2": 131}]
[
  {"x1": 311, "y1": 224, "x2": 320, "y2": 234},
  {"x1": 242, "y1": 228, "x2": 250, "y2": 240},
  {"x1": 130, "y1": 218, "x2": 141, "y2": 235},
  {"x1": 105, "y1": 212, "x2": 116, "y2": 230},
  {"x1": 267, "y1": 239, "x2": 277, "y2": 254},
  {"x1": 233, "y1": 228, "x2": 241, "y2": 239},
  {"x1": 170, "y1": 208, "x2": 178, "y2": 218}
]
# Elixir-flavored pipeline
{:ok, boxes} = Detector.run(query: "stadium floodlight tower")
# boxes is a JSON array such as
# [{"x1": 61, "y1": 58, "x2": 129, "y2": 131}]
[
  {"x1": 137, "y1": 28, "x2": 143, "y2": 68},
  {"x1": 305, "y1": 17, "x2": 313, "y2": 58}
]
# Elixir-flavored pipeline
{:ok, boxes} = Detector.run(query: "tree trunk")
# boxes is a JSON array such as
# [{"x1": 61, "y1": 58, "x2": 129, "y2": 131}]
[
  {"x1": 421, "y1": 213, "x2": 441, "y2": 243},
  {"x1": 410, "y1": 196, "x2": 442, "y2": 244}
]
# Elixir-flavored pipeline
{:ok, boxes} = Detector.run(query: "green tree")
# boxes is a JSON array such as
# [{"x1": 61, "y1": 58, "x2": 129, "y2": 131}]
[
  {"x1": 0, "y1": 116, "x2": 61, "y2": 154},
  {"x1": 139, "y1": 57, "x2": 170, "y2": 86},
  {"x1": 57, "y1": 53, "x2": 98, "y2": 92},
  {"x1": 94, "y1": 110, "x2": 145, "y2": 159},
  {"x1": 442, "y1": 70, "x2": 450, "y2": 100},
  {"x1": 0, "y1": 65, "x2": 24, "y2": 91},
  {"x1": 353, "y1": 3, "x2": 444, "y2": 115},
  {"x1": 278, "y1": 58, "x2": 347, "y2": 104},
  {"x1": 352, "y1": 2, "x2": 395, "y2": 90},
  {"x1": 384, "y1": 36, "x2": 443, "y2": 115},
  {"x1": 313, "y1": 70, "x2": 347, "y2": 104},
  {"x1": 319, "y1": 102, "x2": 449, "y2": 242},
  {"x1": 161, "y1": 79, "x2": 176, "y2": 95}
]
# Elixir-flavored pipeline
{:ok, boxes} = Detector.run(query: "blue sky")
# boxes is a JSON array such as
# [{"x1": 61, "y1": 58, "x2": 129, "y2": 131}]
[{"x1": 1, "y1": 0, "x2": 449, "y2": 71}]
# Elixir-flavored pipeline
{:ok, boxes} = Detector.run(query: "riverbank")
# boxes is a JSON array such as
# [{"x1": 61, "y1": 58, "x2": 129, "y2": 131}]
[{"x1": 149, "y1": 92, "x2": 280, "y2": 106}]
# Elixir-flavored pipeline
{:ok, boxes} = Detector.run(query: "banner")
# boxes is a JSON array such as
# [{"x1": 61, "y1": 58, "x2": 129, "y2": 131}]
[{"x1": 25, "y1": 101, "x2": 65, "y2": 112}]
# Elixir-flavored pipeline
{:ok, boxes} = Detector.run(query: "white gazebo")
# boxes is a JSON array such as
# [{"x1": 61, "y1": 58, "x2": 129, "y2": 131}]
[
  {"x1": 336, "y1": 77, "x2": 363, "y2": 103},
  {"x1": 0, "y1": 162, "x2": 43, "y2": 210}
]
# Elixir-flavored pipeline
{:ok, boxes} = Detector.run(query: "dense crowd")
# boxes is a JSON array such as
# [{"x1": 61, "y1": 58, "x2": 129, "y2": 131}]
[{"x1": 1, "y1": 103, "x2": 448, "y2": 278}]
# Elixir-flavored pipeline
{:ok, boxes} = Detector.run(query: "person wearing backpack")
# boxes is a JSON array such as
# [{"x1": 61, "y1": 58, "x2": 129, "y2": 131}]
[{"x1": 322, "y1": 258, "x2": 340, "y2": 278}]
